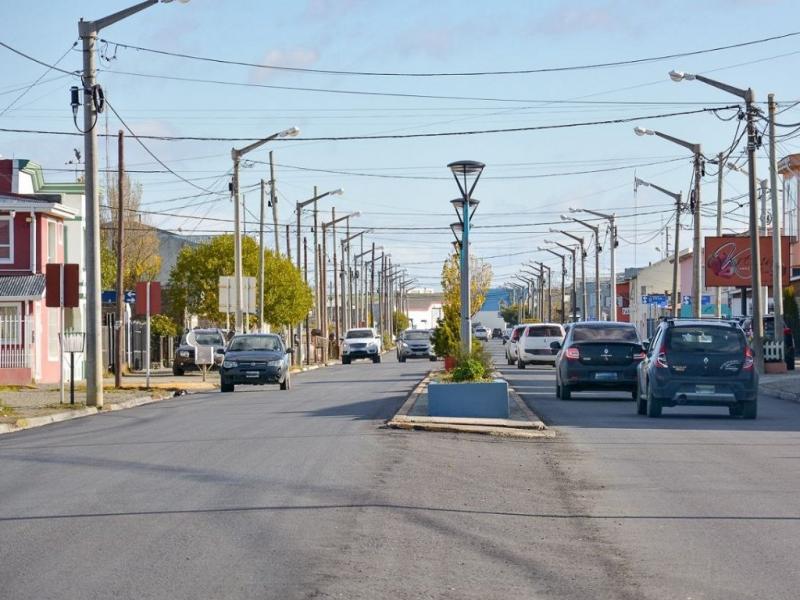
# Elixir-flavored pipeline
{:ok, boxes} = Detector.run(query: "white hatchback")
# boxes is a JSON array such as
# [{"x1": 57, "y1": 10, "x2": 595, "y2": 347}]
[{"x1": 517, "y1": 323, "x2": 565, "y2": 368}]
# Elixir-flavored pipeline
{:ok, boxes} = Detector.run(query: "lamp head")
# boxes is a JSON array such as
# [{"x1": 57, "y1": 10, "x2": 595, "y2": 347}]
[
  {"x1": 279, "y1": 126, "x2": 300, "y2": 138},
  {"x1": 633, "y1": 126, "x2": 654, "y2": 136},
  {"x1": 568, "y1": 207, "x2": 579, "y2": 213},
  {"x1": 331, "y1": 188, "x2": 344, "y2": 196},
  {"x1": 352, "y1": 211, "x2": 361, "y2": 218},
  {"x1": 669, "y1": 70, "x2": 695, "y2": 82},
  {"x1": 560, "y1": 214, "x2": 570, "y2": 221}
]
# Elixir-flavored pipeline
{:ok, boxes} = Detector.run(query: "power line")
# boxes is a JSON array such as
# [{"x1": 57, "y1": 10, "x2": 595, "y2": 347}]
[
  {"x1": 99, "y1": 31, "x2": 800, "y2": 77},
  {"x1": 0, "y1": 43, "x2": 76, "y2": 117}
]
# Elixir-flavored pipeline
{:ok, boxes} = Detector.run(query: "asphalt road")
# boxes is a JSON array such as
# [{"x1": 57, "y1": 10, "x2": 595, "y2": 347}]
[{"x1": 1, "y1": 343, "x2": 798, "y2": 599}]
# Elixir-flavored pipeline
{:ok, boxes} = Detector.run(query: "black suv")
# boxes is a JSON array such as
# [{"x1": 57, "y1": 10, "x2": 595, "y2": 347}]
[{"x1": 637, "y1": 319, "x2": 757, "y2": 418}]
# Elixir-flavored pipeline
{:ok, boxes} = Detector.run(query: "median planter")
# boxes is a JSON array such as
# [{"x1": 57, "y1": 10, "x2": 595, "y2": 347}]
[{"x1": 427, "y1": 380, "x2": 509, "y2": 418}]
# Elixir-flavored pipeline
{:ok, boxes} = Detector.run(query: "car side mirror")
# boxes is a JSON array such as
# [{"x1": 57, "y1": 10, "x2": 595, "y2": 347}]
[
  {"x1": 216, "y1": 348, "x2": 225, "y2": 355},
  {"x1": 641, "y1": 340, "x2": 650, "y2": 352},
  {"x1": 550, "y1": 341, "x2": 561, "y2": 351},
  {"x1": 286, "y1": 348, "x2": 294, "y2": 354}
]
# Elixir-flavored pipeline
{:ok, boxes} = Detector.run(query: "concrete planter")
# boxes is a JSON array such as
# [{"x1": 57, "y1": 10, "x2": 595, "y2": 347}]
[{"x1": 428, "y1": 380, "x2": 509, "y2": 418}]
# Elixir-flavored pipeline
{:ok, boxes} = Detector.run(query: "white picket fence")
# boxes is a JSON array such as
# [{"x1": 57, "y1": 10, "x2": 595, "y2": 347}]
[
  {"x1": 0, "y1": 315, "x2": 32, "y2": 369},
  {"x1": 764, "y1": 340, "x2": 785, "y2": 363}
]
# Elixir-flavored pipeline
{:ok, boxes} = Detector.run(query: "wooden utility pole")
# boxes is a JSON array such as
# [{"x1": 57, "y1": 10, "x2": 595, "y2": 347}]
[
  {"x1": 115, "y1": 130, "x2": 125, "y2": 388},
  {"x1": 258, "y1": 179, "x2": 266, "y2": 331},
  {"x1": 269, "y1": 151, "x2": 279, "y2": 253},
  {"x1": 286, "y1": 224, "x2": 291, "y2": 263}
]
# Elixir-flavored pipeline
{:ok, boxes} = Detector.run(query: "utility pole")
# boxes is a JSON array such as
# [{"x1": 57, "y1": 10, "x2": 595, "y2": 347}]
[
  {"x1": 304, "y1": 237, "x2": 310, "y2": 365},
  {"x1": 769, "y1": 93, "x2": 784, "y2": 340},
  {"x1": 716, "y1": 152, "x2": 724, "y2": 318},
  {"x1": 285, "y1": 224, "x2": 291, "y2": 263},
  {"x1": 332, "y1": 207, "x2": 340, "y2": 344},
  {"x1": 270, "y1": 151, "x2": 279, "y2": 254},
  {"x1": 370, "y1": 243, "x2": 376, "y2": 327},
  {"x1": 313, "y1": 187, "x2": 320, "y2": 331},
  {"x1": 692, "y1": 148, "x2": 703, "y2": 319},
  {"x1": 115, "y1": 130, "x2": 125, "y2": 388},
  {"x1": 258, "y1": 179, "x2": 266, "y2": 331}
]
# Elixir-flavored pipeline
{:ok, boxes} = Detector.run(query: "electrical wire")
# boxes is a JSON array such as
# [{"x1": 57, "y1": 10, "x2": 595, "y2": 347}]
[
  {"x1": 0, "y1": 43, "x2": 77, "y2": 117},
  {"x1": 99, "y1": 31, "x2": 800, "y2": 77}
]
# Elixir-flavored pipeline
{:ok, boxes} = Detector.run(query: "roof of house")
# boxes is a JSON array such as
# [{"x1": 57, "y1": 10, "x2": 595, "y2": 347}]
[
  {"x1": 0, "y1": 192, "x2": 78, "y2": 218},
  {"x1": 0, "y1": 274, "x2": 46, "y2": 299}
]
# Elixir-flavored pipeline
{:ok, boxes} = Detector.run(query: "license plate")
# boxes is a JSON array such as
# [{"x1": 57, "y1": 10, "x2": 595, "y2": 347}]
[
  {"x1": 595, "y1": 372, "x2": 617, "y2": 381},
  {"x1": 246, "y1": 371, "x2": 260, "y2": 378},
  {"x1": 696, "y1": 385, "x2": 715, "y2": 394}
]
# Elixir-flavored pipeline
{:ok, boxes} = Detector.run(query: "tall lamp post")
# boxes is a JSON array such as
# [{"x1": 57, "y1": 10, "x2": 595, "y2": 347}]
[
  {"x1": 522, "y1": 266, "x2": 544, "y2": 321},
  {"x1": 634, "y1": 126, "x2": 702, "y2": 319},
  {"x1": 550, "y1": 229, "x2": 587, "y2": 320},
  {"x1": 448, "y1": 160, "x2": 485, "y2": 353},
  {"x1": 634, "y1": 177, "x2": 683, "y2": 317},
  {"x1": 545, "y1": 239, "x2": 578, "y2": 322},
  {"x1": 79, "y1": 0, "x2": 189, "y2": 407},
  {"x1": 570, "y1": 208, "x2": 616, "y2": 321},
  {"x1": 561, "y1": 215, "x2": 601, "y2": 320},
  {"x1": 321, "y1": 211, "x2": 360, "y2": 353},
  {"x1": 540, "y1": 247, "x2": 567, "y2": 322},
  {"x1": 232, "y1": 126, "x2": 300, "y2": 334}
]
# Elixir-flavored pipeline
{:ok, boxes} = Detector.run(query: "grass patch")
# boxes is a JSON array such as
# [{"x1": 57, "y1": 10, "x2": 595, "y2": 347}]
[
  {"x1": 0, "y1": 404, "x2": 16, "y2": 417},
  {"x1": 43, "y1": 402, "x2": 87, "y2": 410}
]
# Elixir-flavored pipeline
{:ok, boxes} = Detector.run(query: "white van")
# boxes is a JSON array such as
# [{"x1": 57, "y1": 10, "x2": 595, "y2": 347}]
[{"x1": 517, "y1": 323, "x2": 565, "y2": 368}]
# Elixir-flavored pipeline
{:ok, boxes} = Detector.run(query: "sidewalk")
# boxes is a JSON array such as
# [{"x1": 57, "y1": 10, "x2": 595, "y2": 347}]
[{"x1": 759, "y1": 368, "x2": 800, "y2": 402}]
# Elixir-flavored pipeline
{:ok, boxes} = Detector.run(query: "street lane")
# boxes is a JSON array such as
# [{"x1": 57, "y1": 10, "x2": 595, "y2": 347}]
[{"x1": 495, "y1": 340, "x2": 800, "y2": 600}]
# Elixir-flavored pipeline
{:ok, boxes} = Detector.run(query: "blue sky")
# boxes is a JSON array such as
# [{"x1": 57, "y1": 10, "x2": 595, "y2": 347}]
[{"x1": 2, "y1": 0, "x2": 800, "y2": 289}]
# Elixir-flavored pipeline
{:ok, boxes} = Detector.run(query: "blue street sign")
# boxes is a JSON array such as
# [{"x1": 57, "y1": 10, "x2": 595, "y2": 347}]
[
  {"x1": 124, "y1": 291, "x2": 136, "y2": 304},
  {"x1": 701, "y1": 295, "x2": 711, "y2": 305},
  {"x1": 102, "y1": 290, "x2": 136, "y2": 304},
  {"x1": 683, "y1": 295, "x2": 692, "y2": 305}
]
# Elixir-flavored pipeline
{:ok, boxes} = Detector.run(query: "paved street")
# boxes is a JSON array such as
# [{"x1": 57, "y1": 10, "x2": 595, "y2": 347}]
[{"x1": 2, "y1": 344, "x2": 799, "y2": 599}]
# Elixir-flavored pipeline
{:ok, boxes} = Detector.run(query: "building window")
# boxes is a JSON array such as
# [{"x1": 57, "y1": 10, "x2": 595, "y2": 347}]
[
  {"x1": 0, "y1": 216, "x2": 12, "y2": 263},
  {"x1": 48, "y1": 308, "x2": 59, "y2": 360},
  {"x1": 47, "y1": 220, "x2": 57, "y2": 263},
  {"x1": 0, "y1": 303, "x2": 21, "y2": 344}
]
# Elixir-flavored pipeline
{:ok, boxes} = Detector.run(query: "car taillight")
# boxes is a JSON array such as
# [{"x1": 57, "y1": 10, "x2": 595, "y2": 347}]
[
  {"x1": 655, "y1": 344, "x2": 668, "y2": 369},
  {"x1": 743, "y1": 346, "x2": 754, "y2": 370},
  {"x1": 565, "y1": 347, "x2": 580, "y2": 360}
]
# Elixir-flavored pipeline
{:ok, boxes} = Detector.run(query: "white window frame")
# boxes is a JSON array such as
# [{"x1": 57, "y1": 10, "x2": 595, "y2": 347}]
[
  {"x1": 0, "y1": 215, "x2": 13, "y2": 264},
  {"x1": 46, "y1": 218, "x2": 57, "y2": 263},
  {"x1": 0, "y1": 302, "x2": 21, "y2": 344}
]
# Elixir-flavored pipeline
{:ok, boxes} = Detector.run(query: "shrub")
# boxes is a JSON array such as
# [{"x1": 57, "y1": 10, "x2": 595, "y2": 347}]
[{"x1": 451, "y1": 357, "x2": 486, "y2": 382}]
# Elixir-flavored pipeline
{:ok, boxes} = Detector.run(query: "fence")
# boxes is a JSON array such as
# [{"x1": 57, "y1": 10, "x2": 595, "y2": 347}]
[
  {"x1": 0, "y1": 315, "x2": 32, "y2": 369},
  {"x1": 764, "y1": 340, "x2": 785, "y2": 363}
]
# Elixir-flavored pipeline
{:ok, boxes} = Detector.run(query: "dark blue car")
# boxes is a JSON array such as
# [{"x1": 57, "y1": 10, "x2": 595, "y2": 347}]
[
  {"x1": 218, "y1": 334, "x2": 292, "y2": 393},
  {"x1": 636, "y1": 319, "x2": 757, "y2": 418}
]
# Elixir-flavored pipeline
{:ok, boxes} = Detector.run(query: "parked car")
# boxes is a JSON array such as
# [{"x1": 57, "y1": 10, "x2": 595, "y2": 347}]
[
  {"x1": 553, "y1": 322, "x2": 645, "y2": 400},
  {"x1": 504, "y1": 324, "x2": 528, "y2": 365},
  {"x1": 474, "y1": 326, "x2": 489, "y2": 341},
  {"x1": 397, "y1": 329, "x2": 436, "y2": 362},
  {"x1": 502, "y1": 328, "x2": 513, "y2": 342},
  {"x1": 342, "y1": 327, "x2": 382, "y2": 364},
  {"x1": 491, "y1": 327, "x2": 503, "y2": 340},
  {"x1": 218, "y1": 333, "x2": 292, "y2": 392},
  {"x1": 637, "y1": 318, "x2": 758, "y2": 418},
  {"x1": 173, "y1": 328, "x2": 227, "y2": 376},
  {"x1": 517, "y1": 323, "x2": 565, "y2": 368}
]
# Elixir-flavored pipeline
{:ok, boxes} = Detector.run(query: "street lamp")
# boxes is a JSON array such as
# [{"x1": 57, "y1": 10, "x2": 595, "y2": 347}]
[
  {"x1": 561, "y1": 215, "x2": 601, "y2": 321},
  {"x1": 321, "y1": 210, "x2": 360, "y2": 351},
  {"x1": 633, "y1": 126, "x2": 702, "y2": 320},
  {"x1": 448, "y1": 160, "x2": 485, "y2": 353},
  {"x1": 550, "y1": 229, "x2": 587, "y2": 321},
  {"x1": 539, "y1": 247, "x2": 568, "y2": 322},
  {"x1": 341, "y1": 229, "x2": 371, "y2": 332},
  {"x1": 78, "y1": 0, "x2": 189, "y2": 408},
  {"x1": 231, "y1": 126, "x2": 300, "y2": 334},
  {"x1": 570, "y1": 207, "x2": 617, "y2": 321},
  {"x1": 545, "y1": 239, "x2": 578, "y2": 322},
  {"x1": 634, "y1": 177, "x2": 683, "y2": 318}
]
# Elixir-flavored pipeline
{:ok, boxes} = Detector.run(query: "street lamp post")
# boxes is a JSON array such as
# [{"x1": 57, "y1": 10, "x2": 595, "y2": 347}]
[
  {"x1": 341, "y1": 230, "x2": 370, "y2": 332},
  {"x1": 545, "y1": 240, "x2": 578, "y2": 322},
  {"x1": 448, "y1": 160, "x2": 485, "y2": 354},
  {"x1": 550, "y1": 230, "x2": 587, "y2": 320},
  {"x1": 540, "y1": 248, "x2": 567, "y2": 322},
  {"x1": 232, "y1": 126, "x2": 300, "y2": 334},
  {"x1": 634, "y1": 177, "x2": 683, "y2": 318},
  {"x1": 670, "y1": 70, "x2": 764, "y2": 370},
  {"x1": 561, "y1": 215, "x2": 601, "y2": 320},
  {"x1": 634, "y1": 126, "x2": 702, "y2": 319},
  {"x1": 78, "y1": 0, "x2": 189, "y2": 407},
  {"x1": 570, "y1": 208, "x2": 617, "y2": 321},
  {"x1": 522, "y1": 266, "x2": 544, "y2": 320},
  {"x1": 321, "y1": 210, "x2": 360, "y2": 356}
]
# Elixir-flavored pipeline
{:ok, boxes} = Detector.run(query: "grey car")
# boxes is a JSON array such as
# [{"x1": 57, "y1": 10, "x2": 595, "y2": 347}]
[
  {"x1": 397, "y1": 329, "x2": 436, "y2": 362},
  {"x1": 636, "y1": 319, "x2": 757, "y2": 418},
  {"x1": 218, "y1": 334, "x2": 292, "y2": 393}
]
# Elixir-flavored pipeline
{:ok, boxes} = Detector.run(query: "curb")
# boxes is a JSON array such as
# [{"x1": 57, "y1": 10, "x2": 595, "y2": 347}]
[
  {"x1": 386, "y1": 371, "x2": 552, "y2": 439},
  {"x1": 760, "y1": 385, "x2": 800, "y2": 403}
]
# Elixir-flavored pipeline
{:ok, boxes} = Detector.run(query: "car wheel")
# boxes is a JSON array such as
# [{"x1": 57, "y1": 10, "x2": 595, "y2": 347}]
[
  {"x1": 220, "y1": 380, "x2": 234, "y2": 393},
  {"x1": 729, "y1": 403, "x2": 743, "y2": 417},
  {"x1": 636, "y1": 383, "x2": 647, "y2": 415},
  {"x1": 646, "y1": 388, "x2": 662, "y2": 418},
  {"x1": 507, "y1": 355, "x2": 515, "y2": 366},
  {"x1": 399, "y1": 356, "x2": 406, "y2": 363},
  {"x1": 517, "y1": 359, "x2": 525, "y2": 369},
  {"x1": 429, "y1": 356, "x2": 437, "y2": 362},
  {"x1": 280, "y1": 372, "x2": 291, "y2": 390},
  {"x1": 741, "y1": 401, "x2": 757, "y2": 419},
  {"x1": 373, "y1": 355, "x2": 381, "y2": 363},
  {"x1": 342, "y1": 357, "x2": 351, "y2": 365},
  {"x1": 173, "y1": 367, "x2": 184, "y2": 376},
  {"x1": 558, "y1": 382, "x2": 571, "y2": 400}
]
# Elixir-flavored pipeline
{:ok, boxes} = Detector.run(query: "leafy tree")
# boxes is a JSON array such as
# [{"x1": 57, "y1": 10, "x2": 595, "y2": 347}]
[
  {"x1": 100, "y1": 175, "x2": 161, "y2": 290},
  {"x1": 150, "y1": 314, "x2": 179, "y2": 338},
  {"x1": 393, "y1": 310, "x2": 410, "y2": 335},
  {"x1": 167, "y1": 234, "x2": 312, "y2": 329}
]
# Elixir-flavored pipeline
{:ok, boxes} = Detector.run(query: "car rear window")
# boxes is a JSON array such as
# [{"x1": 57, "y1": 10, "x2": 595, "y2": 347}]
[
  {"x1": 526, "y1": 326, "x2": 562, "y2": 337},
  {"x1": 572, "y1": 326, "x2": 638, "y2": 342},
  {"x1": 194, "y1": 333, "x2": 224, "y2": 346},
  {"x1": 511, "y1": 327, "x2": 525, "y2": 341},
  {"x1": 667, "y1": 326, "x2": 744, "y2": 353}
]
